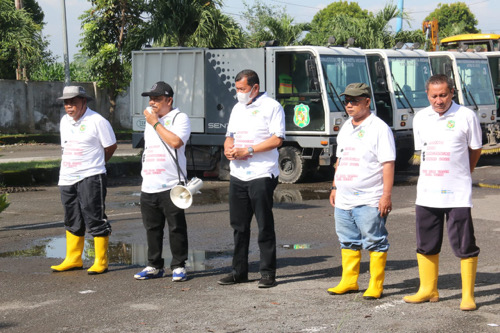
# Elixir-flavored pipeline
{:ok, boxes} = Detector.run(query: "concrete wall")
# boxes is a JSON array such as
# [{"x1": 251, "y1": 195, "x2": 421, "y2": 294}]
[{"x1": 0, "y1": 80, "x2": 131, "y2": 134}]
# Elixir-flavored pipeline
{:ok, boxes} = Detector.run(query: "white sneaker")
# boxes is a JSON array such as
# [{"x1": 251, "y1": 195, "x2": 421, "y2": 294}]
[
  {"x1": 134, "y1": 266, "x2": 164, "y2": 280},
  {"x1": 172, "y1": 267, "x2": 187, "y2": 282}
]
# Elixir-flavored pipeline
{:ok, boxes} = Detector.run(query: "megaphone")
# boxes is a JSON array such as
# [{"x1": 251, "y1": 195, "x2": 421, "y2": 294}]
[{"x1": 170, "y1": 177, "x2": 203, "y2": 209}]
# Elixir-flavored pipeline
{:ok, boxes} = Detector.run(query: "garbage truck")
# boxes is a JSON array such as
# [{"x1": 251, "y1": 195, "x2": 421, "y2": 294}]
[
  {"x1": 363, "y1": 48, "x2": 433, "y2": 166},
  {"x1": 428, "y1": 51, "x2": 500, "y2": 152},
  {"x1": 130, "y1": 46, "x2": 414, "y2": 182}
]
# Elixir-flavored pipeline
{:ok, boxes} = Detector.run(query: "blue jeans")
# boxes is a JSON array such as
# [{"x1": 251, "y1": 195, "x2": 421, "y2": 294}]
[{"x1": 334, "y1": 206, "x2": 389, "y2": 252}]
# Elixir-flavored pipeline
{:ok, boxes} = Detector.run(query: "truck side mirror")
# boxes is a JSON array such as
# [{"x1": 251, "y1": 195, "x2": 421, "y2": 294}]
[
  {"x1": 305, "y1": 59, "x2": 320, "y2": 91},
  {"x1": 375, "y1": 60, "x2": 386, "y2": 79},
  {"x1": 444, "y1": 63, "x2": 452, "y2": 78},
  {"x1": 375, "y1": 60, "x2": 387, "y2": 91}
]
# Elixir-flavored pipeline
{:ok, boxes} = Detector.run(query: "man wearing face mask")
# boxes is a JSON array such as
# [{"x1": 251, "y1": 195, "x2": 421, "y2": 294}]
[
  {"x1": 217, "y1": 69, "x2": 286, "y2": 288},
  {"x1": 51, "y1": 86, "x2": 117, "y2": 275}
]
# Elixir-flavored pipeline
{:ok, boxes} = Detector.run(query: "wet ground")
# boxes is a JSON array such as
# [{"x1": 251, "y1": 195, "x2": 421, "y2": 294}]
[{"x1": 1, "y1": 152, "x2": 500, "y2": 332}]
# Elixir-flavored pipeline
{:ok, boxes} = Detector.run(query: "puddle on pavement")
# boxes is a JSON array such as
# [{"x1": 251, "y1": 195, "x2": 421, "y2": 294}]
[
  {"x1": 0, "y1": 237, "x2": 233, "y2": 271},
  {"x1": 113, "y1": 188, "x2": 331, "y2": 206}
]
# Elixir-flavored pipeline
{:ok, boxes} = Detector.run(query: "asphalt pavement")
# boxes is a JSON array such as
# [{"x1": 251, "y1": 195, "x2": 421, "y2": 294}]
[{"x1": 0, "y1": 145, "x2": 500, "y2": 332}]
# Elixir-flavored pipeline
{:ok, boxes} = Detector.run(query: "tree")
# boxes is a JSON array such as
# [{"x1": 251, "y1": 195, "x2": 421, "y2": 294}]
[
  {"x1": 30, "y1": 54, "x2": 96, "y2": 82},
  {"x1": 242, "y1": 0, "x2": 309, "y2": 47},
  {"x1": 23, "y1": 0, "x2": 45, "y2": 25},
  {"x1": 424, "y1": 2, "x2": 479, "y2": 38},
  {"x1": 79, "y1": 0, "x2": 149, "y2": 127},
  {"x1": 147, "y1": 0, "x2": 244, "y2": 48},
  {"x1": 394, "y1": 30, "x2": 426, "y2": 47},
  {"x1": 0, "y1": 0, "x2": 48, "y2": 79},
  {"x1": 304, "y1": 0, "x2": 370, "y2": 45},
  {"x1": 304, "y1": 3, "x2": 401, "y2": 49}
]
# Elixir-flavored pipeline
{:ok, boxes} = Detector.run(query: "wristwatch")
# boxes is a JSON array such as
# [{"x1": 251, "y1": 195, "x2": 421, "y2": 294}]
[
  {"x1": 247, "y1": 147, "x2": 254, "y2": 156},
  {"x1": 330, "y1": 186, "x2": 337, "y2": 190}
]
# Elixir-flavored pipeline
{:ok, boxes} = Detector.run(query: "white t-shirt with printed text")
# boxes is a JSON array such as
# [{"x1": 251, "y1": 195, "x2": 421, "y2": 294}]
[
  {"x1": 413, "y1": 102, "x2": 482, "y2": 208},
  {"x1": 334, "y1": 113, "x2": 396, "y2": 210},
  {"x1": 59, "y1": 108, "x2": 116, "y2": 186},
  {"x1": 141, "y1": 109, "x2": 191, "y2": 193},
  {"x1": 226, "y1": 92, "x2": 286, "y2": 181}
]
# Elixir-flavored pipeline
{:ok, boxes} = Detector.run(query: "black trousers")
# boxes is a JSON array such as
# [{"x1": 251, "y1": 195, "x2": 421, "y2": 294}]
[
  {"x1": 140, "y1": 190, "x2": 188, "y2": 269},
  {"x1": 415, "y1": 205, "x2": 480, "y2": 258},
  {"x1": 59, "y1": 174, "x2": 111, "y2": 237},
  {"x1": 229, "y1": 175, "x2": 278, "y2": 278}
]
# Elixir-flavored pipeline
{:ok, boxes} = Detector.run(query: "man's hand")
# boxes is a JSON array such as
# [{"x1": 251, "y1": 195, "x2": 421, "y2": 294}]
[
  {"x1": 378, "y1": 193, "x2": 392, "y2": 217},
  {"x1": 143, "y1": 108, "x2": 159, "y2": 126},
  {"x1": 227, "y1": 147, "x2": 251, "y2": 160},
  {"x1": 224, "y1": 145, "x2": 236, "y2": 160},
  {"x1": 329, "y1": 189, "x2": 336, "y2": 207}
]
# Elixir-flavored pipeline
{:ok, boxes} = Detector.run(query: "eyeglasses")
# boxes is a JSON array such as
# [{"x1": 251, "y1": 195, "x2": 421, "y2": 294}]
[{"x1": 342, "y1": 98, "x2": 365, "y2": 106}]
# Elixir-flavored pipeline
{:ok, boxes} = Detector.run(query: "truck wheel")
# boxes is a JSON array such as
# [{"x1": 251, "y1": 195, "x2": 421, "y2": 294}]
[{"x1": 278, "y1": 146, "x2": 307, "y2": 184}]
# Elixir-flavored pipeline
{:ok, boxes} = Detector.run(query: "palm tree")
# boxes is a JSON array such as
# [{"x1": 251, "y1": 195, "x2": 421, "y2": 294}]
[
  {"x1": 147, "y1": 0, "x2": 244, "y2": 48},
  {"x1": 243, "y1": 1, "x2": 309, "y2": 47}
]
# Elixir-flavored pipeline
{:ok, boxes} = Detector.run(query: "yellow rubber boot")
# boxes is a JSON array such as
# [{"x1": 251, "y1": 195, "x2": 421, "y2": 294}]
[
  {"x1": 88, "y1": 236, "x2": 109, "y2": 275},
  {"x1": 327, "y1": 249, "x2": 361, "y2": 295},
  {"x1": 460, "y1": 257, "x2": 478, "y2": 311},
  {"x1": 403, "y1": 253, "x2": 439, "y2": 303},
  {"x1": 51, "y1": 230, "x2": 84, "y2": 272},
  {"x1": 363, "y1": 251, "x2": 388, "y2": 300}
]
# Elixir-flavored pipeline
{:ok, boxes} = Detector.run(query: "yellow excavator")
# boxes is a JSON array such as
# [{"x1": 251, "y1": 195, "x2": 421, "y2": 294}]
[{"x1": 422, "y1": 20, "x2": 439, "y2": 52}]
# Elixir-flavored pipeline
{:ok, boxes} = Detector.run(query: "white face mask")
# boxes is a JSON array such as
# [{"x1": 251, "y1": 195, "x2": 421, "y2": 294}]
[{"x1": 237, "y1": 85, "x2": 255, "y2": 105}]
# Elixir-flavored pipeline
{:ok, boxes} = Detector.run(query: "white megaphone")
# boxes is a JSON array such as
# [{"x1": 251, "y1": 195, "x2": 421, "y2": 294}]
[{"x1": 170, "y1": 177, "x2": 204, "y2": 209}]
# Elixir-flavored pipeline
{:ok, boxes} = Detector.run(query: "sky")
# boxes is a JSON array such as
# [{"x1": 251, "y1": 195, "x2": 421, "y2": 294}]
[{"x1": 37, "y1": 0, "x2": 500, "y2": 62}]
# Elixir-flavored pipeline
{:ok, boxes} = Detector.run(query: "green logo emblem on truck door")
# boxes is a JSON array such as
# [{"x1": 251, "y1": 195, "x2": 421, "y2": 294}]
[{"x1": 293, "y1": 104, "x2": 310, "y2": 128}]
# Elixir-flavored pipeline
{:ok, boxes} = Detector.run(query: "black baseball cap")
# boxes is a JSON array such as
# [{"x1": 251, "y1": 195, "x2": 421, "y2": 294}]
[{"x1": 141, "y1": 81, "x2": 174, "y2": 97}]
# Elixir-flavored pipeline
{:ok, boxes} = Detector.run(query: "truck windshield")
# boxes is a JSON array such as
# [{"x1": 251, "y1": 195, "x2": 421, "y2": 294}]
[
  {"x1": 388, "y1": 57, "x2": 431, "y2": 109},
  {"x1": 320, "y1": 55, "x2": 372, "y2": 112},
  {"x1": 456, "y1": 59, "x2": 496, "y2": 106}
]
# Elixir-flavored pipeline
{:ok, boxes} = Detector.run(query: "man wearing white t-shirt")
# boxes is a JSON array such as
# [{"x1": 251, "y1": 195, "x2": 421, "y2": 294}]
[
  {"x1": 133, "y1": 81, "x2": 191, "y2": 282},
  {"x1": 327, "y1": 83, "x2": 395, "y2": 300},
  {"x1": 404, "y1": 74, "x2": 481, "y2": 311},
  {"x1": 51, "y1": 86, "x2": 117, "y2": 275},
  {"x1": 217, "y1": 70, "x2": 285, "y2": 288}
]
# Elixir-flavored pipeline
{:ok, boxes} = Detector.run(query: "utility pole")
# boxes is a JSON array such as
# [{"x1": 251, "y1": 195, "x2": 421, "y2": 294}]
[
  {"x1": 396, "y1": 0, "x2": 404, "y2": 33},
  {"x1": 61, "y1": 0, "x2": 71, "y2": 85}
]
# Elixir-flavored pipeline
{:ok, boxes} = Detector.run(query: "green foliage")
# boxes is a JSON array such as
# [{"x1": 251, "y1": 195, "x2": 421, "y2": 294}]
[
  {"x1": 425, "y1": 2, "x2": 479, "y2": 38},
  {"x1": 0, "y1": 160, "x2": 61, "y2": 172},
  {"x1": 304, "y1": 0, "x2": 370, "y2": 45},
  {"x1": 29, "y1": 54, "x2": 96, "y2": 82},
  {"x1": 23, "y1": 0, "x2": 45, "y2": 26},
  {"x1": 79, "y1": 0, "x2": 148, "y2": 126},
  {"x1": 0, "y1": 193, "x2": 9, "y2": 214},
  {"x1": 394, "y1": 30, "x2": 426, "y2": 47},
  {"x1": 311, "y1": 0, "x2": 370, "y2": 27},
  {"x1": 304, "y1": 3, "x2": 401, "y2": 48},
  {"x1": 188, "y1": 5, "x2": 245, "y2": 48},
  {"x1": 148, "y1": 0, "x2": 244, "y2": 48},
  {"x1": 0, "y1": 0, "x2": 50, "y2": 80},
  {"x1": 242, "y1": 1, "x2": 308, "y2": 47}
]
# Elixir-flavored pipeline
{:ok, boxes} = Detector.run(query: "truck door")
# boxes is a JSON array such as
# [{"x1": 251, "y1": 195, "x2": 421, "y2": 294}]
[
  {"x1": 429, "y1": 56, "x2": 460, "y2": 104},
  {"x1": 366, "y1": 55, "x2": 394, "y2": 127},
  {"x1": 488, "y1": 56, "x2": 500, "y2": 116},
  {"x1": 275, "y1": 51, "x2": 326, "y2": 132}
]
